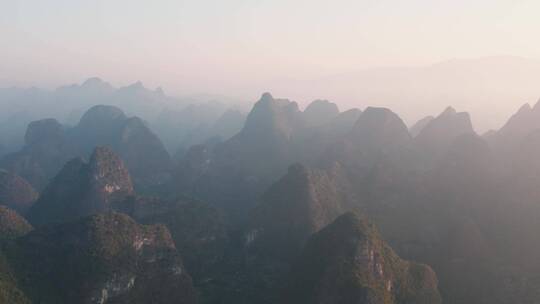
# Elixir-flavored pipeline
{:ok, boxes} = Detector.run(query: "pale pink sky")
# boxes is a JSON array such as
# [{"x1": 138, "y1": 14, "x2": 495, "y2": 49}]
[{"x1": 1, "y1": 0, "x2": 540, "y2": 130}]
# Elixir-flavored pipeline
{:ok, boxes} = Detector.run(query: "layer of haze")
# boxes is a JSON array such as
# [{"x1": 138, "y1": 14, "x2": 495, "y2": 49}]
[{"x1": 2, "y1": 0, "x2": 540, "y2": 131}]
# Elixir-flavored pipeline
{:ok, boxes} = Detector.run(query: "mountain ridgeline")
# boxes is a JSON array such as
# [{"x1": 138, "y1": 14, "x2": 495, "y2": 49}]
[
  {"x1": 2, "y1": 86, "x2": 540, "y2": 304},
  {"x1": 0, "y1": 104, "x2": 172, "y2": 192}
]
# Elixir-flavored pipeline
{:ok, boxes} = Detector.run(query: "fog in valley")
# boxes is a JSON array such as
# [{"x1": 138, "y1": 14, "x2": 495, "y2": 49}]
[{"x1": 2, "y1": 1, "x2": 540, "y2": 304}]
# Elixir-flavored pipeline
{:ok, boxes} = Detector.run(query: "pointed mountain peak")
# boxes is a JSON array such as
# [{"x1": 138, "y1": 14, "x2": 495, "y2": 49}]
[
  {"x1": 248, "y1": 164, "x2": 347, "y2": 258},
  {"x1": 128, "y1": 81, "x2": 145, "y2": 89},
  {"x1": 440, "y1": 106, "x2": 457, "y2": 116},
  {"x1": 414, "y1": 106, "x2": 474, "y2": 153},
  {"x1": 282, "y1": 211, "x2": 442, "y2": 304},
  {"x1": 27, "y1": 147, "x2": 133, "y2": 226},
  {"x1": 260, "y1": 92, "x2": 274, "y2": 102},
  {"x1": 82, "y1": 77, "x2": 106, "y2": 86},
  {"x1": 249, "y1": 92, "x2": 291, "y2": 113},
  {"x1": 496, "y1": 102, "x2": 540, "y2": 144},
  {"x1": 242, "y1": 93, "x2": 301, "y2": 137},
  {"x1": 518, "y1": 102, "x2": 532, "y2": 114},
  {"x1": 88, "y1": 146, "x2": 134, "y2": 192}
]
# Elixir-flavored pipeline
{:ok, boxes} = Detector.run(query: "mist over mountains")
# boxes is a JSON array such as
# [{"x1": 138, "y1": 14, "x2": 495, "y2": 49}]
[
  {"x1": 6, "y1": 0, "x2": 540, "y2": 301},
  {"x1": 0, "y1": 78, "x2": 247, "y2": 156},
  {"x1": 268, "y1": 56, "x2": 540, "y2": 132},
  {"x1": 3, "y1": 75, "x2": 540, "y2": 303}
]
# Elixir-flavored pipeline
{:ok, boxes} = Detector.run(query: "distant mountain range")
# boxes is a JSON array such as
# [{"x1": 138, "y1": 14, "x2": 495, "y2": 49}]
[
  {"x1": 3, "y1": 82, "x2": 540, "y2": 303},
  {"x1": 0, "y1": 78, "x2": 246, "y2": 155},
  {"x1": 269, "y1": 56, "x2": 540, "y2": 132}
]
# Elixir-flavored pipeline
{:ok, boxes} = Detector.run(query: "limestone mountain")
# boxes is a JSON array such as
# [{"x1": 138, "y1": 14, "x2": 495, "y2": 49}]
[
  {"x1": 302, "y1": 99, "x2": 340, "y2": 127},
  {"x1": 55, "y1": 78, "x2": 181, "y2": 124},
  {"x1": 0, "y1": 206, "x2": 33, "y2": 240},
  {"x1": 427, "y1": 133, "x2": 496, "y2": 202},
  {"x1": 2, "y1": 212, "x2": 197, "y2": 304},
  {"x1": 247, "y1": 163, "x2": 353, "y2": 260},
  {"x1": 241, "y1": 92, "x2": 302, "y2": 141},
  {"x1": 409, "y1": 115, "x2": 434, "y2": 137},
  {"x1": 112, "y1": 196, "x2": 229, "y2": 276},
  {"x1": 282, "y1": 212, "x2": 442, "y2": 304},
  {"x1": 173, "y1": 93, "x2": 304, "y2": 218},
  {"x1": 26, "y1": 147, "x2": 134, "y2": 226},
  {"x1": 72, "y1": 105, "x2": 173, "y2": 189},
  {"x1": 174, "y1": 95, "x2": 364, "y2": 221},
  {"x1": 0, "y1": 118, "x2": 76, "y2": 190},
  {"x1": 413, "y1": 107, "x2": 475, "y2": 161},
  {"x1": 226, "y1": 163, "x2": 356, "y2": 304},
  {"x1": 0, "y1": 170, "x2": 38, "y2": 213},
  {"x1": 349, "y1": 107, "x2": 411, "y2": 150},
  {"x1": 0, "y1": 105, "x2": 173, "y2": 191},
  {"x1": 72, "y1": 104, "x2": 128, "y2": 152},
  {"x1": 296, "y1": 108, "x2": 362, "y2": 165},
  {"x1": 327, "y1": 108, "x2": 363, "y2": 135},
  {"x1": 490, "y1": 101, "x2": 540, "y2": 152},
  {"x1": 54, "y1": 77, "x2": 116, "y2": 124}
]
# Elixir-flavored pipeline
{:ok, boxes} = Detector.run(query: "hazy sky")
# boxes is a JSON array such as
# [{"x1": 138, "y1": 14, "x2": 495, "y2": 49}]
[{"x1": 1, "y1": 0, "x2": 540, "y2": 118}]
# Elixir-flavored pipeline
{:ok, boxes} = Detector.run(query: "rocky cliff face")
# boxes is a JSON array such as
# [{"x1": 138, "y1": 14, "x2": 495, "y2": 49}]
[
  {"x1": 247, "y1": 163, "x2": 352, "y2": 260},
  {"x1": 27, "y1": 147, "x2": 133, "y2": 226},
  {"x1": 112, "y1": 196, "x2": 229, "y2": 282},
  {"x1": 0, "y1": 170, "x2": 38, "y2": 213},
  {"x1": 0, "y1": 206, "x2": 33, "y2": 240},
  {"x1": 282, "y1": 212, "x2": 441, "y2": 304},
  {"x1": 3, "y1": 212, "x2": 197, "y2": 304}
]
